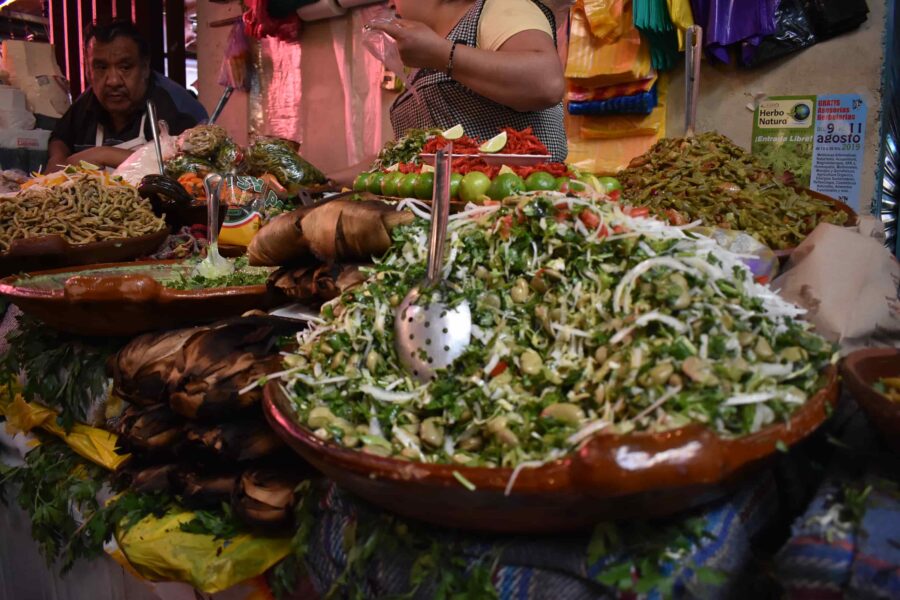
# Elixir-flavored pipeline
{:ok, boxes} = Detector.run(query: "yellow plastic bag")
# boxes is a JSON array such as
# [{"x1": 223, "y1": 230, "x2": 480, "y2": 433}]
[
  {"x1": 565, "y1": 5, "x2": 651, "y2": 85},
  {"x1": 0, "y1": 393, "x2": 128, "y2": 471},
  {"x1": 116, "y1": 509, "x2": 292, "y2": 594},
  {"x1": 667, "y1": 0, "x2": 694, "y2": 50},
  {"x1": 580, "y1": 0, "x2": 625, "y2": 42}
]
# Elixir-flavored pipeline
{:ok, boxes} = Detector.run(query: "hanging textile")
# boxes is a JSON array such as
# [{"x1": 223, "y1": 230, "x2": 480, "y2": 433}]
[{"x1": 633, "y1": 0, "x2": 680, "y2": 70}]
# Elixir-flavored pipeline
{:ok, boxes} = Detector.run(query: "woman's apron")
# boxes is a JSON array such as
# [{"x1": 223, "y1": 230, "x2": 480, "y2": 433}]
[{"x1": 389, "y1": 0, "x2": 568, "y2": 162}]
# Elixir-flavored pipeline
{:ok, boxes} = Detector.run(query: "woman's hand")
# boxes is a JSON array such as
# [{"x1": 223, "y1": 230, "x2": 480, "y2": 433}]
[{"x1": 368, "y1": 19, "x2": 452, "y2": 71}]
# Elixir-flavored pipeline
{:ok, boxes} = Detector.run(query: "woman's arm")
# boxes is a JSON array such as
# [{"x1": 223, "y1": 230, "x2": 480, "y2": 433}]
[{"x1": 368, "y1": 21, "x2": 565, "y2": 112}]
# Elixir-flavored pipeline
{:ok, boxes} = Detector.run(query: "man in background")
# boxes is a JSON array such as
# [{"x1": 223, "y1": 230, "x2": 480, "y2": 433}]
[{"x1": 47, "y1": 19, "x2": 207, "y2": 172}]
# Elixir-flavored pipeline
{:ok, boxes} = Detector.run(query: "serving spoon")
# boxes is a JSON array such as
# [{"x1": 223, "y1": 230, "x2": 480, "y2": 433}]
[
  {"x1": 394, "y1": 147, "x2": 471, "y2": 382},
  {"x1": 192, "y1": 173, "x2": 234, "y2": 278}
]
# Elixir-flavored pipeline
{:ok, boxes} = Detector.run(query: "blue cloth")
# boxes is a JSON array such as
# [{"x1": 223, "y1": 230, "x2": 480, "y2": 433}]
[
  {"x1": 567, "y1": 85, "x2": 659, "y2": 116},
  {"x1": 302, "y1": 469, "x2": 783, "y2": 599},
  {"x1": 775, "y1": 404, "x2": 900, "y2": 600}
]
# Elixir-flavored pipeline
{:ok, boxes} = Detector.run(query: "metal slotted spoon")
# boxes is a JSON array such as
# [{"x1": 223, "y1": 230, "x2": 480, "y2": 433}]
[{"x1": 394, "y1": 147, "x2": 472, "y2": 383}]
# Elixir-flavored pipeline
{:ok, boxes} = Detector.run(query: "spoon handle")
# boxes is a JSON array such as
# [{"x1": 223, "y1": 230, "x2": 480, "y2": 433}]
[
  {"x1": 426, "y1": 146, "x2": 452, "y2": 285},
  {"x1": 204, "y1": 173, "x2": 223, "y2": 249},
  {"x1": 145, "y1": 100, "x2": 165, "y2": 175},
  {"x1": 684, "y1": 25, "x2": 702, "y2": 138}
]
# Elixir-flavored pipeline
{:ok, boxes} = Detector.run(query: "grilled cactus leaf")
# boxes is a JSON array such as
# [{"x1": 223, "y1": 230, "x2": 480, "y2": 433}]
[
  {"x1": 232, "y1": 468, "x2": 305, "y2": 529},
  {"x1": 115, "y1": 404, "x2": 184, "y2": 456},
  {"x1": 184, "y1": 420, "x2": 284, "y2": 462},
  {"x1": 267, "y1": 263, "x2": 366, "y2": 302},
  {"x1": 174, "y1": 469, "x2": 238, "y2": 509},
  {"x1": 109, "y1": 328, "x2": 204, "y2": 406}
]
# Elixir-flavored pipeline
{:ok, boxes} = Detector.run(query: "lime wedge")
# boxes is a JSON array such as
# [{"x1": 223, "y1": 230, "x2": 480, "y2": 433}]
[
  {"x1": 479, "y1": 131, "x2": 508, "y2": 154},
  {"x1": 420, "y1": 163, "x2": 435, "y2": 173},
  {"x1": 441, "y1": 124, "x2": 465, "y2": 140},
  {"x1": 498, "y1": 165, "x2": 516, "y2": 176},
  {"x1": 385, "y1": 162, "x2": 400, "y2": 172}
]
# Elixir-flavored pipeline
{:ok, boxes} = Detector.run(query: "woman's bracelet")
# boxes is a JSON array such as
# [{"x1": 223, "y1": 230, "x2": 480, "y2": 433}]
[{"x1": 446, "y1": 40, "x2": 461, "y2": 78}]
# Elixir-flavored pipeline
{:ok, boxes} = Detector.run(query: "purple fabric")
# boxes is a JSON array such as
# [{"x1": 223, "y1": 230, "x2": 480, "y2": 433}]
[{"x1": 691, "y1": 0, "x2": 779, "y2": 63}]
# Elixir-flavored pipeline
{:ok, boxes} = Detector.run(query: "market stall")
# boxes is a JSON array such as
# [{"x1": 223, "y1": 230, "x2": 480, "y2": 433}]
[{"x1": 1, "y1": 1, "x2": 899, "y2": 599}]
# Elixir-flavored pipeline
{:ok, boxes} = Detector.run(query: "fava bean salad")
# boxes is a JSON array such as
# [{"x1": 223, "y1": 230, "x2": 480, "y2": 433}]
[{"x1": 277, "y1": 193, "x2": 835, "y2": 474}]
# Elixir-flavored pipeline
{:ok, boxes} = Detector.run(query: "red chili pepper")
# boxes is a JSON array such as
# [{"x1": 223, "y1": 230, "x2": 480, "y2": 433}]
[
  {"x1": 489, "y1": 360, "x2": 508, "y2": 378},
  {"x1": 628, "y1": 206, "x2": 650, "y2": 218}
]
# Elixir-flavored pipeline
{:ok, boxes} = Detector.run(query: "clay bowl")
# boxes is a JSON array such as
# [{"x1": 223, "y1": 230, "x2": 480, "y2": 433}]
[
  {"x1": 0, "y1": 260, "x2": 285, "y2": 337},
  {"x1": 264, "y1": 366, "x2": 839, "y2": 533},
  {"x1": 772, "y1": 189, "x2": 858, "y2": 261},
  {"x1": 0, "y1": 229, "x2": 169, "y2": 278},
  {"x1": 842, "y1": 348, "x2": 900, "y2": 453}
]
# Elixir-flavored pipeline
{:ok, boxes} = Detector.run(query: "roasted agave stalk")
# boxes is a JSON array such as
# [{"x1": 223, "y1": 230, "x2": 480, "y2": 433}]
[
  {"x1": 174, "y1": 468, "x2": 238, "y2": 509},
  {"x1": 247, "y1": 197, "x2": 413, "y2": 266},
  {"x1": 167, "y1": 322, "x2": 285, "y2": 421},
  {"x1": 184, "y1": 420, "x2": 284, "y2": 463},
  {"x1": 267, "y1": 263, "x2": 366, "y2": 302},
  {"x1": 109, "y1": 328, "x2": 204, "y2": 406},
  {"x1": 232, "y1": 468, "x2": 305, "y2": 529},
  {"x1": 115, "y1": 404, "x2": 184, "y2": 456}
]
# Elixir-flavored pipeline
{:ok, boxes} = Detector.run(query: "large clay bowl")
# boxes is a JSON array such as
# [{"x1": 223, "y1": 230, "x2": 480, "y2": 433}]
[
  {"x1": 842, "y1": 348, "x2": 900, "y2": 453},
  {"x1": 0, "y1": 261, "x2": 284, "y2": 337},
  {"x1": 0, "y1": 229, "x2": 169, "y2": 278},
  {"x1": 264, "y1": 367, "x2": 839, "y2": 533}
]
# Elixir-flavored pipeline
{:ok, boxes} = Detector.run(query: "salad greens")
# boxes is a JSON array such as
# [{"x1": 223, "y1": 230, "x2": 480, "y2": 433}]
[
  {"x1": 167, "y1": 256, "x2": 271, "y2": 290},
  {"x1": 279, "y1": 193, "x2": 835, "y2": 471},
  {"x1": 370, "y1": 128, "x2": 440, "y2": 171}
]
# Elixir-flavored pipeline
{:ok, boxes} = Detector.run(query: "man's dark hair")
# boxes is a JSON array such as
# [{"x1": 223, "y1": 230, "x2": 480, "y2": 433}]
[{"x1": 84, "y1": 19, "x2": 150, "y2": 61}]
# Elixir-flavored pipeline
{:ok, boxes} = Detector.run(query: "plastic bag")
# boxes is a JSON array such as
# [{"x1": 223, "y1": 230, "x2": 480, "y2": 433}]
[
  {"x1": 363, "y1": 12, "x2": 425, "y2": 106},
  {"x1": 114, "y1": 508, "x2": 291, "y2": 594},
  {"x1": 245, "y1": 137, "x2": 326, "y2": 194},
  {"x1": 218, "y1": 23, "x2": 251, "y2": 91},
  {"x1": 741, "y1": 0, "x2": 817, "y2": 67},
  {"x1": 803, "y1": 0, "x2": 869, "y2": 40},
  {"x1": 690, "y1": 0, "x2": 779, "y2": 63},
  {"x1": 113, "y1": 120, "x2": 176, "y2": 186}
]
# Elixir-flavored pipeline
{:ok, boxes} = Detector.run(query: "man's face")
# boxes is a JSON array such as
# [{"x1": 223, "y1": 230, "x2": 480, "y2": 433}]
[{"x1": 87, "y1": 36, "x2": 150, "y2": 117}]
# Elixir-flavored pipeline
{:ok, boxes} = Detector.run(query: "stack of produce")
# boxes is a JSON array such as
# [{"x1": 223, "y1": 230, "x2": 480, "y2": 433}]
[
  {"x1": 277, "y1": 192, "x2": 834, "y2": 474},
  {"x1": 355, "y1": 127, "x2": 582, "y2": 202},
  {"x1": 619, "y1": 132, "x2": 851, "y2": 250},
  {"x1": 248, "y1": 197, "x2": 414, "y2": 303},
  {"x1": 164, "y1": 124, "x2": 327, "y2": 201},
  {"x1": 109, "y1": 319, "x2": 309, "y2": 529},
  {"x1": 0, "y1": 165, "x2": 166, "y2": 252}
]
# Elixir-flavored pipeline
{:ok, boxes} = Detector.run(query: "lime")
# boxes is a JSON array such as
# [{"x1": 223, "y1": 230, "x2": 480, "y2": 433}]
[
  {"x1": 525, "y1": 171, "x2": 557, "y2": 191},
  {"x1": 487, "y1": 173, "x2": 526, "y2": 200},
  {"x1": 567, "y1": 179, "x2": 589, "y2": 193},
  {"x1": 479, "y1": 131, "x2": 508, "y2": 153},
  {"x1": 449, "y1": 173, "x2": 463, "y2": 199},
  {"x1": 367, "y1": 172, "x2": 385, "y2": 194},
  {"x1": 353, "y1": 173, "x2": 370, "y2": 192},
  {"x1": 578, "y1": 173, "x2": 603, "y2": 193},
  {"x1": 554, "y1": 177, "x2": 569, "y2": 191},
  {"x1": 459, "y1": 172, "x2": 492, "y2": 202},
  {"x1": 415, "y1": 171, "x2": 435, "y2": 200},
  {"x1": 441, "y1": 124, "x2": 465, "y2": 140},
  {"x1": 381, "y1": 172, "x2": 404, "y2": 197},
  {"x1": 596, "y1": 176, "x2": 623, "y2": 193},
  {"x1": 398, "y1": 173, "x2": 419, "y2": 198}
]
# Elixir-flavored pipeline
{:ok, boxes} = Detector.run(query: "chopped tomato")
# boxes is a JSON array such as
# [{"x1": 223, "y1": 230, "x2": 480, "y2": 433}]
[
  {"x1": 555, "y1": 209, "x2": 572, "y2": 223},
  {"x1": 579, "y1": 209, "x2": 601, "y2": 230},
  {"x1": 628, "y1": 206, "x2": 650, "y2": 218},
  {"x1": 498, "y1": 215, "x2": 513, "y2": 239},
  {"x1": 607, "y1": 189, "x2": 621, "y2": 201},
  {"x1": 613, "y1": 225, "x2": 627, "y2": 234},
  {"x1": 489, "y1": 360, "x2": 508, "y2": 378}
]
